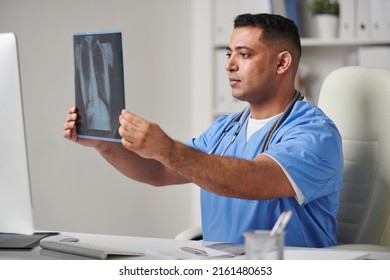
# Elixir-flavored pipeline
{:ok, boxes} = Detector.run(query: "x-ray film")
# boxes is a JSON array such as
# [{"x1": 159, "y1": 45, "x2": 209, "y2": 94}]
[{"x1": 74, "y1": 31, "x2": 125, "y2": 142}]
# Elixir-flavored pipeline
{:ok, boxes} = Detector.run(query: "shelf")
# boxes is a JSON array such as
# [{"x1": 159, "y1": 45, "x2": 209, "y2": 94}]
[
  {"x1": 301, "y1": 38, "x2": 390, "y2": 47},
  {"x1": 213, "y1": 38, "x2": 390, "y2": 49}
]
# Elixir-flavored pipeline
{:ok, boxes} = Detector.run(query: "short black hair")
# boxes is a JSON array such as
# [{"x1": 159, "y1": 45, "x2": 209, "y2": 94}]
[{"x1": 234, "y1": 13, "x2": 301, "y2": 61}]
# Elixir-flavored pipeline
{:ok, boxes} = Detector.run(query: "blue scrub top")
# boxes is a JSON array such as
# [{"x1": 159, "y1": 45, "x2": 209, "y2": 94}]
[{"x1": 186, "y1": 101, "x2": 343, "y2": 247}]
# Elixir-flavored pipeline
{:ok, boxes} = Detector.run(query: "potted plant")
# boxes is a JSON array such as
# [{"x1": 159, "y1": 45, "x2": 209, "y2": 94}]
[{"x1": 308, "y1": 0, "x2": 340, "y2": 38}]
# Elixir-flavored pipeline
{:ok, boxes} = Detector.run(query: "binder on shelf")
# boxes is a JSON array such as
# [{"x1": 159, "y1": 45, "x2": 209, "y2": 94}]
[
  {"x1": 271, "y1": 0, "x2": 286, "y2": 16},
  {"x1": 370, "y1": 0, "x2": 386, "y2": 39},
  {"x1": 356, "y1": 0, "x2": 371, "y2": 39},
  {"x1": 283, "y1": 0, "x2": 301, "y2": 34},
  {"x1": 271, "y1": 0, "x2": 301, "y2": 32},
  {"x1": 384, "y1": 0, "x2": 390, "y2": 39},
  {"x1": 339, "y1": 0, "x2": 356, "y2": 39}
]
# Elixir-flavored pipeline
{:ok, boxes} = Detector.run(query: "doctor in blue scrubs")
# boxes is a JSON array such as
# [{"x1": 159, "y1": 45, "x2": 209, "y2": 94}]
[{"x1": 64, "y1": 13, "x2": 343, "y2": 247}]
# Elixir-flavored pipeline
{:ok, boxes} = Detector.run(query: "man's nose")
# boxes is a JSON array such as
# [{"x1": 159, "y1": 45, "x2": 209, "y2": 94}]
[{"x1": 225, "y1": 56, "x2": 238, "y2": 72}]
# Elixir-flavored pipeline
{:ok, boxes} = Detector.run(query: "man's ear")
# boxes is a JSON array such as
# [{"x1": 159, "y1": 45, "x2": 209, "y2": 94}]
[{"x1": 276, "y1": 51, "x2": 292, "y2": 74}]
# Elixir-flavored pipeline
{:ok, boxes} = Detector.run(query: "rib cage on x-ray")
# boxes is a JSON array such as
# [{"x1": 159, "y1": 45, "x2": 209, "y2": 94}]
[
  {"x1": 75, "y1": 36, "x2": 113, "y2": 131},
  {"x1": 73, "y1": 31, "x2": 125, "y2": 141}
]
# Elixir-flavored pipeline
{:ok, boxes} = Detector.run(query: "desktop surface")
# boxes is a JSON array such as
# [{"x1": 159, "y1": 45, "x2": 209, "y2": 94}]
[{"x1": 1, "y1": 231, "x2": 389, "y2": 260}]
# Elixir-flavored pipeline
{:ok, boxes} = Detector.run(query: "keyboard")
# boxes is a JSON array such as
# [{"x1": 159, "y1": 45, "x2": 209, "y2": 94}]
[{"x1": 40, "y1": 236, "x2": 144, "y2": 259}]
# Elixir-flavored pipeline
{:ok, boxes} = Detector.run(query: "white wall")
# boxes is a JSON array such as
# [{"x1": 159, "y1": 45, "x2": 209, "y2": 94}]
[{"x1": 0, "y1": 0, "x2": 201, "y2": 238}]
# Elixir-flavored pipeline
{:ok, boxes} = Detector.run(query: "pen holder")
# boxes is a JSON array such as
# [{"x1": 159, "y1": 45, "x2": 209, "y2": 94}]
[{"x1": 244, "y1": 230, "x2": 285, "y2": 260}]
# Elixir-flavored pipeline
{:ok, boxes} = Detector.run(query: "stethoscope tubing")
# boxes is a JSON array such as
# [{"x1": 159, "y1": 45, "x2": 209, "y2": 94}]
[
  {"x1": 209, "y1": 90, "x2": 303, "y2": 156},
  {"x1": 208, "y1": 108, "x2": 250, "y2": 155}
]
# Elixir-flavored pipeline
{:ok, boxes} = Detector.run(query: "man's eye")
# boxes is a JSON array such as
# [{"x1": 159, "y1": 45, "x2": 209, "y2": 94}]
[
  {"x1": 226, "y1": 53, "x2": 231, "y2": 59},
  {"x1": 240, "y1": 52, "x2": 249, "y2": 58}
]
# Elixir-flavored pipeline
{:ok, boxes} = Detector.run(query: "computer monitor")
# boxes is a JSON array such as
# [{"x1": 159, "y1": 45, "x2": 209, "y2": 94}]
[{"x1": 0, "y1": 32, "x2": 34, "y2": 235}]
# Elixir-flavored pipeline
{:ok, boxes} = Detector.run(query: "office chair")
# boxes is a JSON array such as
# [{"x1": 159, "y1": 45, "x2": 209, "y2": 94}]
[
  {"x1": 174, "y1": 226, "x2": 203, "y2": 241},
  {"x1": 318, "y1": 66, "x2": 390, "y2": 251}
]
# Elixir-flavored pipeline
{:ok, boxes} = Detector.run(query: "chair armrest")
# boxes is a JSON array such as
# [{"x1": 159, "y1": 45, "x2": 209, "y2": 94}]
[{"x1": 174, "y1": 226, "x2": 202, "y2": 240}]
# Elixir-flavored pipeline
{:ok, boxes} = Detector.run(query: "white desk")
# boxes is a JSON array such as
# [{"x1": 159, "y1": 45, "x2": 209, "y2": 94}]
[
  {"x1": 1, "y1": 231, "x2": 389, "y2": 260},
  {"x1": 0, "y1": 232, "x2": 197, "y2": 260}
]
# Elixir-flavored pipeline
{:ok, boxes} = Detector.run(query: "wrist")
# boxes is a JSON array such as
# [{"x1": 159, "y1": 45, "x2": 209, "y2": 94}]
[{"x1": 157, "y1": 140, "x2": 184, "y2": 168}]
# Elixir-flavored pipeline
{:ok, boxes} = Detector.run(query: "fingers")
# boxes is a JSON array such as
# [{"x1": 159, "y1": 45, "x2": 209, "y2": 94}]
[
  {"x1": 120, "y1": 109, "x2": 144, "y2": 127},
  {"x1": 63, "y1": 122, "x2": 76, "y2": 140},
  {"x1": 63, "y1": 127, "x2": 73, "y2": 140},
  {"x1": 118, "y1": 118, "x2": 135, "y2": 143},
  {"x1": 63, "y1": 106, "x2": 78, "y2": 141},
  {"x1": 118, "y1": 110, "x2": 148, "y2": 148},
  {"x1": 118, "y1": 109, "x2": 168, "y2": 160},
  {"x1": 119, "y1": 110, "x2": 139, "y2": 140},
  {"x1": 68, "y1": 105, "x2": 77, "y2": 114},
  {"x1": 63, "y1": 106, "x2": 100, "y2": 148}
]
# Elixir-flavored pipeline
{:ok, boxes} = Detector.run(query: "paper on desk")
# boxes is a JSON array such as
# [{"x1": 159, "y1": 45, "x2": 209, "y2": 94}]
[{"x1": 146, "y1": 245, "x2": 235, "y2": 260}]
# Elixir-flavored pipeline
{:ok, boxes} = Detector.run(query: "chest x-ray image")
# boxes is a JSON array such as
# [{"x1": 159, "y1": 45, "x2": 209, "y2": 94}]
[{"x1": 74, "y1": 31, "x2": 125, "y2": 141}]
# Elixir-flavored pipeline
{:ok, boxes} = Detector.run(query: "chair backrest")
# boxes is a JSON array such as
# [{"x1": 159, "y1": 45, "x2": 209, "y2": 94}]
[{"x1": 318, "y1": 66, "x2": 390, "y2": 245}]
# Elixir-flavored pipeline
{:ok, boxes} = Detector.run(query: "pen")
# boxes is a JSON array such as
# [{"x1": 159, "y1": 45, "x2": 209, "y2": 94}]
[
  {"x1": 270, "y1": 210, "x2": 292, "y2": 236},
  {"x1": 180, "y1": 246, "x2": 208, "y2": 257}
]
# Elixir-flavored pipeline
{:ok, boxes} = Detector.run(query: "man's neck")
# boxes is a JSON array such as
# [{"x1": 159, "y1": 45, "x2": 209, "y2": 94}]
[{"x1": 249, "y1": 89, "x2": 296, "y2": 120}]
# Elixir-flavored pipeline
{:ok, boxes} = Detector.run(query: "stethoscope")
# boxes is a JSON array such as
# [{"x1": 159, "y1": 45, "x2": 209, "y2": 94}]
[{"x1": 208, "y1": 90, "x2": 304, "y2": 156}]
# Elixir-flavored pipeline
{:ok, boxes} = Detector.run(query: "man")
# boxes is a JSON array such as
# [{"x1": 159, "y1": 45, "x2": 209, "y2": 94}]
[{"x1": 64, "y1": 13, "x2": 343, "y2": 247}]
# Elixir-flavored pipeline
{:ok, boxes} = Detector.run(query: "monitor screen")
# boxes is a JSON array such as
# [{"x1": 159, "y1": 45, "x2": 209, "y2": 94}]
[{"x1": 0, "y1": 33, "x2": 34, "y2": 235}]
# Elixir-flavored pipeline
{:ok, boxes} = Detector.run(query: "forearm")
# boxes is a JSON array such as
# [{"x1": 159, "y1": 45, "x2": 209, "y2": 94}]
[
  {"x1": 64, "y1": 107, "x2": 188, "y2": 186},
  {"x1": 95, "y1": 141, "x2": 188, "y2": 186},
  {"x1": 117, "y1": 109, "x2": 293, "y2": 198},
  {"x1": 157, "y1": 141, "x2": 294, "y2": 199}
]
